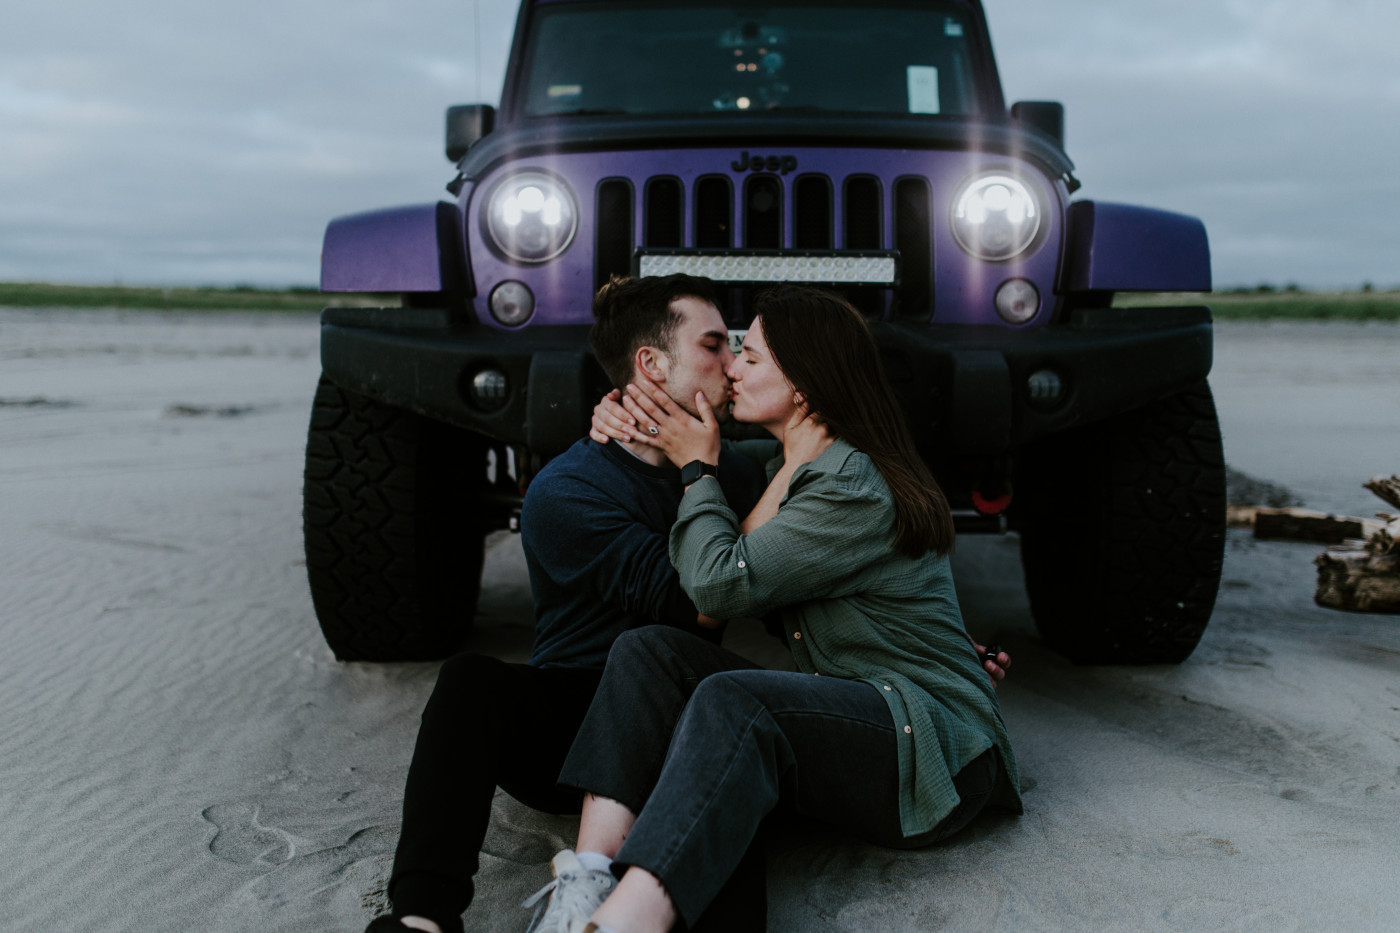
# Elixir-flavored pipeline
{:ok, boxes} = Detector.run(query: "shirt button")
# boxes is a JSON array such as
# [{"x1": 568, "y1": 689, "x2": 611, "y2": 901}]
[
  {"x1": 793, "y1": 632, "x2": 802, "y2": 639},
  {"x1": 737, "y1": 560, "x2": 746, "y2": 569},
  {"x1": 883, "y1": 685, "x2": 892, "y2": 691},
  {"x1": 903, "y1": 725, "x2": 912, "y2": 734}
]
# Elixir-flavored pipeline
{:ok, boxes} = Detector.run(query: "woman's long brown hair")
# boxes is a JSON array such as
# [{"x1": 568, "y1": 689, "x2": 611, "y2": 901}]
[{"x1": 756, "y1": 287, "x2": 954, "y2": 557}]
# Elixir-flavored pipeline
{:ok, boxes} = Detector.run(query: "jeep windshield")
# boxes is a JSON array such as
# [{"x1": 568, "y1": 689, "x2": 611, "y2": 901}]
[{"x1": 517, "y1": 1, "x2": 984, "y2": 118}]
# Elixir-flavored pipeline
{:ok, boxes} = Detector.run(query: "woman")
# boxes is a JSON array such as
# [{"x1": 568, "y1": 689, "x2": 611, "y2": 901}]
[{"x1": 540, "y1": 287, "x2": 1021, "y2": 933}]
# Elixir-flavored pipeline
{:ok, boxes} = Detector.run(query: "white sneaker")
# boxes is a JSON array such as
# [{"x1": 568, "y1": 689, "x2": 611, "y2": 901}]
[{"x1": 522, "y1": 849, "x2": 617, "y2": 933}]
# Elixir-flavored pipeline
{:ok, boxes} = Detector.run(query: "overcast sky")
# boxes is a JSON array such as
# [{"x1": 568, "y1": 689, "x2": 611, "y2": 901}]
[{"x1": 2, "y1": 0, "x2": 1396, "y2": 289}]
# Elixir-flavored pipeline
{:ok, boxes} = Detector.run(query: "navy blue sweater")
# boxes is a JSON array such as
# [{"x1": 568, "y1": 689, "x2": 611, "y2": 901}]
[{"x1": 522, "y1": 438, "x2": 766, "y2": 669}]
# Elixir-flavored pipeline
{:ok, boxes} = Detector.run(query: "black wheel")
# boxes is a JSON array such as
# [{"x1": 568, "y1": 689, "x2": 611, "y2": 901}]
[
  {"x1": 303, "y1": 376, "x2": 489, "y2": 661},
  {"x1": 1014, "y1": 381, "x2": 1226, "y2": 664}
]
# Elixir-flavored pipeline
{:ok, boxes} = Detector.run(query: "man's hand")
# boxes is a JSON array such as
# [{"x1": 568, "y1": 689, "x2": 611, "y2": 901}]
[
  {"x1": 589, "y1": 388, "x2": 634, "y2": 444},
  {"x1": 779, "y1": 406, "x2": 834, "y2": 468},
  {"x1": 697, "y1": 613, "x2": 725, "y2": 629},
  {"x1": 973, "y1": 642, "x2": 1011, "y2": 687}
]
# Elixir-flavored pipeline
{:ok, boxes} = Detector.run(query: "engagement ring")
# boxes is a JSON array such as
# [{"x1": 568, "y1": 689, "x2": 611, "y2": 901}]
[{"x1": 648, "y1": 425, "x2": 659, "y2": 436}]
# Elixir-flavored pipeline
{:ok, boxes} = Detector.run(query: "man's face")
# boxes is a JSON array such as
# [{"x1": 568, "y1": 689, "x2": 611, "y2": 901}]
[{"x1": 653, "y1": 297, "x2": 735, "y2": 422}]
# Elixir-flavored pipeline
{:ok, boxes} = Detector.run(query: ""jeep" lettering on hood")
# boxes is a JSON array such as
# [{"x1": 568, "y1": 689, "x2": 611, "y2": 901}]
[{"x1": 731, "y1": 151, "x2": 798, "y2": 175}]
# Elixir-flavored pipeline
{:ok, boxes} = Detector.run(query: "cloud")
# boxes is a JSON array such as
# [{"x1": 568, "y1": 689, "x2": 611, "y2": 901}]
[
  {"x1": 989, "y1": 0, "x2": 1400, "y2": 287},
  {"x1": 0, "y1": 0, "x2": 515, "y2": 286},
  {"x1": 0, "y1": 0, "x2": 1394, "y2": 288}
]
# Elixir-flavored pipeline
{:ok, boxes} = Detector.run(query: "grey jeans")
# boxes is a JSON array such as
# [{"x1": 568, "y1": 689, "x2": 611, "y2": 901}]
[{"x1": 558, "y1": 626, "x2": 997, "y2": 929}]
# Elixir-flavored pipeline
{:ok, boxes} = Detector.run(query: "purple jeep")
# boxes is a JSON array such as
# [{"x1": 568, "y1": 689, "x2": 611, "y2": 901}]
[{"x1": 306, "y1": 0, "x2": 1225, "y2": 665}]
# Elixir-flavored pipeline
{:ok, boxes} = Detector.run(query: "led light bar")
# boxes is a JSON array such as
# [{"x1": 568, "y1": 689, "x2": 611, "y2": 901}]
[{"x1": 636, "y1": 251, "x2": 898, "y2": 285}]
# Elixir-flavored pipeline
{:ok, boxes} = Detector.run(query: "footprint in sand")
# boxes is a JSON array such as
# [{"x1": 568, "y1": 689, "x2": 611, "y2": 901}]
[
  {"x1": 202, "y1": 803, "x2": 297, "y2": 867},
  {"x1": 240, "y1": 824, "x2": 400, "y2": 912},
  {"x1": 200, "y1": 805, "x2": 399, "y2": 912}
]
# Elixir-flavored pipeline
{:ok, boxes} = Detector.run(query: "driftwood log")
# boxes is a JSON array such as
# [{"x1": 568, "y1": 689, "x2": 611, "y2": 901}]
[
  {"x1": 1313, "y1": 474, "x2": 1400, "y2": 613},
  {"x1": 1366, "y1": 516, "x2": 1400, "y2": 557},
  {"x1": 1226, "y1": 504, "x2": 1258, "y2": 528},
  {"x1": 1253, "y1": 507, "x2": 1375, "y2": 544},
  {"x1": 1363, "y1": 474, "x2": 1400, "y2": 511},
  {"x1": 1315, "y1": 548, "x2": 1400, "y2": 613}
]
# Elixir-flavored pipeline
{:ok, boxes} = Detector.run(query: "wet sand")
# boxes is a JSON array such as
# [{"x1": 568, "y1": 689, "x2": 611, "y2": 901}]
[{"x1": 1, "y1": 309, "x2": 1397, "y2": 932}]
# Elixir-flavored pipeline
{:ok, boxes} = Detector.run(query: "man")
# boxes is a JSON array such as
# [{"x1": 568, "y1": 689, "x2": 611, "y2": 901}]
[{"x1": 366, "y1": 275, "x2": 769, "y2": 933}]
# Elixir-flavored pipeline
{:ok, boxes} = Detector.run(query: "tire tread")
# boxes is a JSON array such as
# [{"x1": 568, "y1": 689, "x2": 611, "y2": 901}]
[
  {"x1": 1016, "y1": 382, "x2": 1227, "y2": 664},
  {"x1": 302, "y1": 376, "x2": 486, "y2": 661}
]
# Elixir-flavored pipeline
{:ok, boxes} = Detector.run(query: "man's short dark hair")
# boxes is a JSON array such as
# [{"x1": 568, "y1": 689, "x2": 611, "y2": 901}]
[{"x1": 589, "y1": 274, "x2": 720, "y2": 390}]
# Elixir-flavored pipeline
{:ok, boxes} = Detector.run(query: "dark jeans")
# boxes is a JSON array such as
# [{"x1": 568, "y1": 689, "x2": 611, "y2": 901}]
[
  {"x1": 387, "y1": 652, "x2": 767, "y2": 933},
  {"x1": 558, "y1": 626, "x2": 998, "y2": 930}
]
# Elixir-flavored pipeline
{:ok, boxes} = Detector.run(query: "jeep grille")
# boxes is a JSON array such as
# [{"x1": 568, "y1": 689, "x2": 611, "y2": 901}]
[{"x1": 594, "y1": 173, "x2": 933, "y2": 320}]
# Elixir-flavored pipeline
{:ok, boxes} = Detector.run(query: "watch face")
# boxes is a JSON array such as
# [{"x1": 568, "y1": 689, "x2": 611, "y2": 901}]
[{"x1": 682, "y1": 460, "x2": 716, "y2": 485}]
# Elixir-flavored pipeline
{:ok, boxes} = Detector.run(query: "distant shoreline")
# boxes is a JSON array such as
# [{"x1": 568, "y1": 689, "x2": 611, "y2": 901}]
[
  {"x1": 1, "y1": 281, "x2": 1397, "y2": 319},
  {"x1": 1116, "y1": 288, "x2": 1400, "y2": 321},
  {"x1": 0, "y1": 282, "x2": 393, "y2": 312}
]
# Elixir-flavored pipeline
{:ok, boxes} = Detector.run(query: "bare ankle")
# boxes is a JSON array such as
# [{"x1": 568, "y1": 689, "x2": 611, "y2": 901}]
[{"x1": 590, "y1": 866, "x2": 675, "y2": 933}]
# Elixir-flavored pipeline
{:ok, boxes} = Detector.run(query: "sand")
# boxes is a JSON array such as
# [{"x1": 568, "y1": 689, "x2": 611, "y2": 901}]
[{"x1": 1, "y1": 309, "x2": 1397, "y2": 932}]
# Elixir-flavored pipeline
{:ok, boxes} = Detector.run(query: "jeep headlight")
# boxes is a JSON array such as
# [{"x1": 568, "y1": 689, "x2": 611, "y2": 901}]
[
  {"x1": 484, "y1": 172, "x2": 578, "y2": 263},
  {"x1": 951, "y1": 173, "x2": 1041, "y2": 262}
]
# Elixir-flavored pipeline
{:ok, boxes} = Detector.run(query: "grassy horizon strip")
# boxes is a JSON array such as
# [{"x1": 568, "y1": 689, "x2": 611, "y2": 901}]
[
  {"x1": 0, "y1": 282, "x2": 399, "y2": 312},
  {"x1": 3, "y1": 282, "x2": 1398, "y2": 319},
  {"x1": 1116, "y1": 289, "x2": 1400, "y2": 321}
]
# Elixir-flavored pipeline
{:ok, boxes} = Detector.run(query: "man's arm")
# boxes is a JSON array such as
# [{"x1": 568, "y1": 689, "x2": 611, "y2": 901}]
[{"x1": 523, "y1": 474, "x2": 710, "y2": 632}]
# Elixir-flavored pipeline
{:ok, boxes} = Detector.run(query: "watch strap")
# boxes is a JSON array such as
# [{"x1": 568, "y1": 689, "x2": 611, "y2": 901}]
[{"x1": 680, "y1": 460, "x2": 719, "y2": 486}]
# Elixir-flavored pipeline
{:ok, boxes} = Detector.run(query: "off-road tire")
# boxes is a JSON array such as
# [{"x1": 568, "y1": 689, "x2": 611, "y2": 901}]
[
  {"x1": 1014, "y1": 381, "x2": 1226, "y2": 664},
  {"x1": 303, "y1": 376, "x2": 488, "y2": 661}
]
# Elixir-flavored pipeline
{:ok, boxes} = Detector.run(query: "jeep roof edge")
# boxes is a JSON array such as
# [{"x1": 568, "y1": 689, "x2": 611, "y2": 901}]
[{"x1": 497, "y1": 0, "x2": 1008, "y2": 119}]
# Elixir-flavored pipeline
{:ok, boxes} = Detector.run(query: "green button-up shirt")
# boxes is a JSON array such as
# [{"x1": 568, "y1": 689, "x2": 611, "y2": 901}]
[{"x1": 671, "y1": 438, "x2": 1022, "y2": 836}]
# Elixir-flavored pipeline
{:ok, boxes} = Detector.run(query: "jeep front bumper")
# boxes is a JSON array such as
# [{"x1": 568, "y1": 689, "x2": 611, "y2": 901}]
[{"x1": 319, "y1": 305, "x2": 1212, "y2": 459}]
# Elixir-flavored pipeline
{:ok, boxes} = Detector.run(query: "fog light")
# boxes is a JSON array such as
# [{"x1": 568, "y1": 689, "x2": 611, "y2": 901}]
[
  {"x1": 1026, "y1": 368, "x2": 1065, "y2": 409},
  {"x1": 469, "y1": 369, "x2": 509, "y2": 412},
  {"x1": 489, "y1": 281, "x2": 535, "y2": 326},
  {"x1": 994, "y1": 278, "x2": 1040, "y2": 324}
]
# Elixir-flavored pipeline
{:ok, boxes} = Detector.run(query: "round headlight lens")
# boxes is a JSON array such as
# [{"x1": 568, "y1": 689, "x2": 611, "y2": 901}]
[
  {"x1": 484, "y1": 172, "x2": 578, "y2": 263},
  {"x1": 951, "y1": 173, "x2": 1042, "y2": 261}
]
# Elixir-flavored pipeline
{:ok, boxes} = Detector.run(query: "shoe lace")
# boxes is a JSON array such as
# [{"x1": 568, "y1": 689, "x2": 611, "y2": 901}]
[{"x1": 521, "y1": 870, "x2": 611, "y2": 933}]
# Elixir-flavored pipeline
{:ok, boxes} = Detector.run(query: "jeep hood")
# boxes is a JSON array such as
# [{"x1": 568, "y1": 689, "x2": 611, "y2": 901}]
[{"x1": 458, "y1": 113, "x2": 1074, "y2": 183}]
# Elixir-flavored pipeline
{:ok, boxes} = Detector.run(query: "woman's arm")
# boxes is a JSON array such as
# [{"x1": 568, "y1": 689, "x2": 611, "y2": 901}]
[
  {"x1": 738, "y1": 461, "x2": 795, "y2": 534},
  {"x1": 671, "y1": 454, "x2": 892, "y2": 620}
]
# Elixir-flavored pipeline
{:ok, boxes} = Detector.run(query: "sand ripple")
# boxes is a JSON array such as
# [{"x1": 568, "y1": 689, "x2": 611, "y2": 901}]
[{"x1": 2, "y1": 311, "x2": 1398, "y2": 931}]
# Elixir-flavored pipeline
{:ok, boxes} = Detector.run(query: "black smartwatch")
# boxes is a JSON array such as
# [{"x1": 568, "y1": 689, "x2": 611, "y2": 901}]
[{"x1": 680, "y1": 460, "x2": 719, "y2": 486}]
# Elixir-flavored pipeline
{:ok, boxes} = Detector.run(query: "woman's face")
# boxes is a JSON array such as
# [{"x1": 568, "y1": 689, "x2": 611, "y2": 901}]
[{"x1": 726, "y1": 317, "x2": 799, "y2": 429}]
